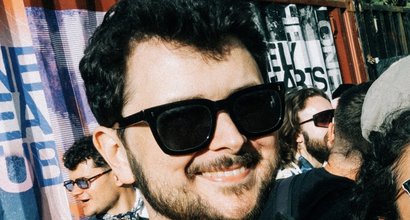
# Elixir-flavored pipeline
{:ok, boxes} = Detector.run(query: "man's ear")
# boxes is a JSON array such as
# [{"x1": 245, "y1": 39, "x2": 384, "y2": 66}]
[
  {"x1": 93, "y1": 126, "x2": 135, "y2": 185},
  {"x1": 327, "y1": 122, "x2": 335, "y2": 148},
  {"x1": 296, "y1": 132, "x2": 304, "y2": 146}
]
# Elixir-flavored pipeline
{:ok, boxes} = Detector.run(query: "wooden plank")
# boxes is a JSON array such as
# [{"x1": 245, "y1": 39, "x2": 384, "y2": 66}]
[
  {"x1": 23, "y1": 0, "x2": 116, "y2": 11},
  {"x1": 343, "y1": 8, "x2": 368, "y2": 82},
  {"x1": 382, "y1": 13, "x2": 396, "y2": 56},
  {"x1": 388, "y1": 12, "x2": 401, "y2": 56},
  {"x1": 374, "y1": 12, "x2": 388, "y2": 59},
  {"x1": 364, "y1": 9, "x2": 381, "y2": 59},
  {"x1": 379, "y1": 13, "x2": 393, "y2": 57},
  {"x1": 362, "y1": 2, "x2": 410, "y2": 13},
  {"x1": 354, "y1": 2, "x2": 379, "y2": 80},
  {"x1": 403, "y1": 12, "x2": 410, "y2": 51},
  {"x1": 329, "y1": 7, "x2": 357, "y2": 83},
  {"x1": 396, "y1": 12, "x2": 408, "y2": 54},
  {"x1": 258, "y1": 0, "x2": 348, "y2": 8}
]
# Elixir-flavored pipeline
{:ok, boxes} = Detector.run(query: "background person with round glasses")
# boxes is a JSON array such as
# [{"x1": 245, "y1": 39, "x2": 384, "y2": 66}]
[{"x1": 63, "y1": 136, "x2": 147, "y2": 219}]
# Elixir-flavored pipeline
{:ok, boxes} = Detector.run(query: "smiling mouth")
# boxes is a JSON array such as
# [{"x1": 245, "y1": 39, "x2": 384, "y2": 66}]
[
  {"x1": 197, "y1": 165, "x2": 252, "y2": 182},
  {"x1": 187, "y1": 150, "x2": 261, "y2": 181},
  {"x1": 78, "y1": 199, "x2": 90, "y2": 205},
  {"x1": 202, "y1": 166, "x2": 247, "y2": 177}
]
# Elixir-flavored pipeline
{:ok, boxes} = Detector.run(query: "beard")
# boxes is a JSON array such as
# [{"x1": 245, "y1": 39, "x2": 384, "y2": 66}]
[
  {"x1": 302, "y1": 131, "x2": 330, "y2": 163},
  {"x1": 125, "y1": 145, "x2": 277, "y2": 220}
]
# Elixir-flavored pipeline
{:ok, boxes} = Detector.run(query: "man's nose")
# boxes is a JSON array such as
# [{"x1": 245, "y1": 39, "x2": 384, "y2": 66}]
[
  {"x1": 207, "y1": 112, "x2": 247, "y2": 154},
  {"x1": 71, "y1": 184, "x2": 84, "y2": 196}
]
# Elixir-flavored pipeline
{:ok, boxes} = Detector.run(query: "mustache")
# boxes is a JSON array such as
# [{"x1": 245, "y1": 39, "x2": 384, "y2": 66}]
[{"x1": 186, "y1": 148, "x2": 262, "y2": 177}]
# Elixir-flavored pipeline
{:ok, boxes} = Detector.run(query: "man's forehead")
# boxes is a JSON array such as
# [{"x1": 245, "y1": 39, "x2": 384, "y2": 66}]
[
  {"x1": 299, "y1": 96, "x2": 332, "y2": 116},
  {"x1": 69, "y1": 159, "x2": 98, "y2": 178},
  {"x1": 305, "y1": 96, "x2": 331, "y2": 108},
  {"x1": 122, "y1": 39, "x2": 262, "y2": 114}
]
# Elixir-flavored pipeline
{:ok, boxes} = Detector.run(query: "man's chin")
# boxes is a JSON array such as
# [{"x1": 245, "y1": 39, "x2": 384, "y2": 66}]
[
  {"x1": 196, "y1": 178, "x2": 268, "y2": 219},
  {"x1": 130, "y1": 150, "x2": 275, "y2": 220}
]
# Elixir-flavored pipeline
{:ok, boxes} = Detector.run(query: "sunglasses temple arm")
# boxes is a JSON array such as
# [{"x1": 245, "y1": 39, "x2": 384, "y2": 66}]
[{"x1": 299, "y1": 118, "x2": 313, "y2": 125}]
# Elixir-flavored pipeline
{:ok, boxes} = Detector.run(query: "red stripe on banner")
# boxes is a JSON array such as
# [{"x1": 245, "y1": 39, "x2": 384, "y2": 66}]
[{"x1": 23, "y1": 0, "x2": 116, "y2": 11}]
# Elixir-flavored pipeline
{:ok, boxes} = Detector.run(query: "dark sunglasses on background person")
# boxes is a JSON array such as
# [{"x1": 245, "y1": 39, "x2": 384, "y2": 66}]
[
  {"x1": 299, "y1": 109, "x2": 334, "y2": 128},
  {"x1": 114, "y1": 82, "x2": 285, "y2": 155},
  {"x1": 63, "y1": 169, "x2": 111, "y2": 192}
]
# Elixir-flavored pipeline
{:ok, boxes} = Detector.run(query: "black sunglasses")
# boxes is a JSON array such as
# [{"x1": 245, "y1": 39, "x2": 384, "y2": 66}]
[
  {"x1": 115, "y1": 82, "x2": 284, "y2": 155},
  {"x1": 299, "y1": 109, "x2": 334, "y2": 128},
  {"x1": 63, "y1": 169, "x2": 111, "y2": 192}
]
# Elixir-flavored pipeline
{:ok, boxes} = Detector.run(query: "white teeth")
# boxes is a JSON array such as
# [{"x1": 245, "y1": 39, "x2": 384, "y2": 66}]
[{"x1": 202, "y1": 167, "x2": 246, "y2": 178}]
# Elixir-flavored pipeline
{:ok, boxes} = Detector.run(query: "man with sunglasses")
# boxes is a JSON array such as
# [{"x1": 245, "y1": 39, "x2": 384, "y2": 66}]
[
  {"x1": 277, "y1": 88, "x2": 333, "y2": 179},
  {"x1": 63, "y1": 136, "x2": 147, "y2": 219},
  {"x1": 259, "y1": 83, "x2": 372, "y2": 220},
  {"x1": 79, "y1": 0, "x2": 285, "y2": 219}
]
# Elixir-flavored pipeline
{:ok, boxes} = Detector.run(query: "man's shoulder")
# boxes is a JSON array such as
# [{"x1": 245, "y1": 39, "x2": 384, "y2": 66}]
[
  {"x1": 294, "y1": 167, "x2": 355, "y2": 201},
  {"x1": 296, "y1": 168, "x2": 356, "y2": 220},
  {"x1": 258, "y1": 168, "x2": 356, "y2": 220},
  {"x1": 294, "y1": 167, "x2": 354, "y2": 185},
  {"x1": 260, "y1": 168, "x2": 355, "y2": 220}
]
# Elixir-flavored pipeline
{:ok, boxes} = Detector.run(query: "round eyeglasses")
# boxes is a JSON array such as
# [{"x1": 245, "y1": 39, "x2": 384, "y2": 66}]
[{"x1": 63, "y1": 169, "x2": 112, "y2": 192}]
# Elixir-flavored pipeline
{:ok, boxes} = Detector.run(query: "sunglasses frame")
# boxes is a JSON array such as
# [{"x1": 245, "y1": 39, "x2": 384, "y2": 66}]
[
  {"x1": 299, "y1": 109, "x2": 335, "y2": 128},
  {"x1": 115, "y1": 82, "x2": 285, "y2": 155},
  {"x1": 63, "y1": 169, "x2": 112, "y2": 192},
  {"x1": 395, "y1": 178, "x2": 410, "y2": 200}
]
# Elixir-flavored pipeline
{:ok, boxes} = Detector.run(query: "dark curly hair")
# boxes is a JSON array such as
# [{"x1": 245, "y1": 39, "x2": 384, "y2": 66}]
[
  {"x1": 351, "y1": 108, "x2": 410, "y2": 220},
  {"x1": 63, "y1": 136, "x2": 109, "y2": 170},
  {"x1": 79, "y1": 0, "x2": 268, "y2": 127},
  {"x1": 333, "y1": 82, "x2": 372, "y2": 157},
  {"x1": 278, "y1": 87, "x2": 329, "y2": 166}
]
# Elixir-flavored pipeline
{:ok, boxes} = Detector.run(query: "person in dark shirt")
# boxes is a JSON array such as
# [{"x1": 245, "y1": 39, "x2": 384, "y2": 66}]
[{"x1": 259, "y1": 82, "x2": 372, "y2": 220}]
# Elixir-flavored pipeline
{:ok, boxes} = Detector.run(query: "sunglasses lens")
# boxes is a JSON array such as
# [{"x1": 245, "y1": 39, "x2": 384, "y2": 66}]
[
  {"x1": 403, "y1": 180, "x2": 410, "y2": 194},
  {"x1": 156, "y1": 104, "x2": 213, "y2": 152},
  {"x1": 233, "y1": 89, "x2": 282, "y2": 135},
  {"x1": 76, "y1": 179, "x2": 89, "y2": 189},
  {"x1": 314, "y1": 110, "x2": 334, "y2": 128},
  {"x1": 64, "y1": 181, "x2": 74, "y2": 192}
]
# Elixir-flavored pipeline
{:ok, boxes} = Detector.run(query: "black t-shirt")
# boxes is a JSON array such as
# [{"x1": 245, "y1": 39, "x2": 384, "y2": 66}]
[{"x1": 258, "y1": 167, "x2": 355, "y2": 220}]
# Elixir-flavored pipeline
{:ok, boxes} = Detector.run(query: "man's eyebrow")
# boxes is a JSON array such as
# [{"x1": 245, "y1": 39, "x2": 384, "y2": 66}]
[
  {"x1": 165, "y1": 82, "x2": 261, "y2": 103},
  {"x1": 230, "y1": 82, "x2": 260, "y2": 94}
]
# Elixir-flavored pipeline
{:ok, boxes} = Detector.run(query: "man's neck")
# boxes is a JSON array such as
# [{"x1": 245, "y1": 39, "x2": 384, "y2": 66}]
[
  {"x1": 144, "y1": 202, "x2": 170, "y2": 220},
  {"x1": 324, "y1": 152, "x2": 362, "y2": 181},
  {"x1": 108, "y1": 186, "x2": 137, "y2": 215}
]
